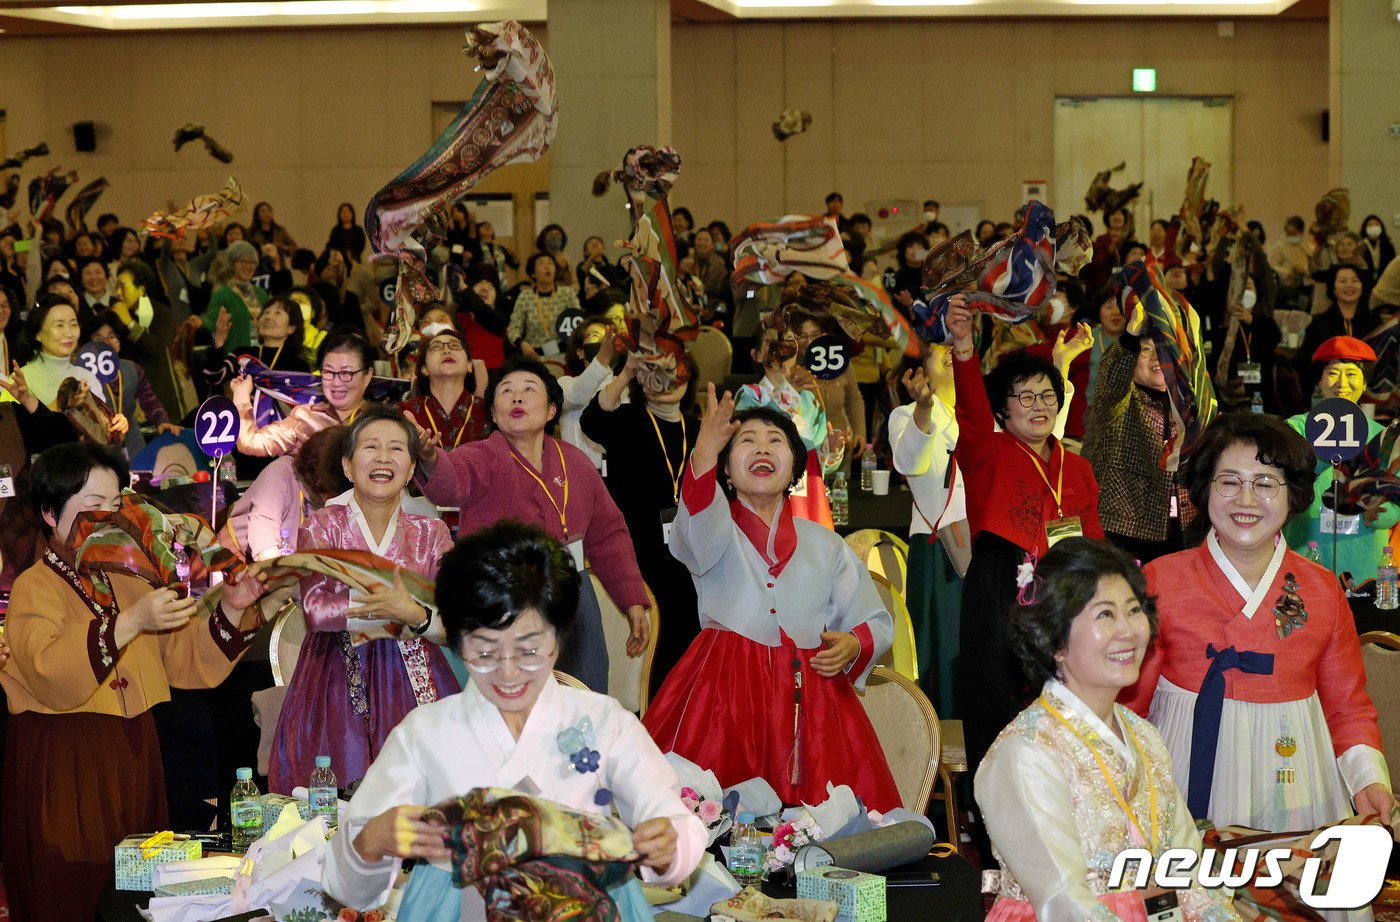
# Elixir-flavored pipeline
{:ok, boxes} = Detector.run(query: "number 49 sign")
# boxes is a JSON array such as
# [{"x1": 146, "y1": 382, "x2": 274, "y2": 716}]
[
  {"x1": 1304, "y1": 397, "x2": 1368, "y2": 464},
  {"x1": 195, "y1": 395, "x2": 242, "y2": 458}
]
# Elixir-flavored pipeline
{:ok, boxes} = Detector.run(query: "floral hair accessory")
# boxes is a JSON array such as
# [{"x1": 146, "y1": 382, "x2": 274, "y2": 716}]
[
  {"x1": 1015, "y1": 552, "x2": 1040, "y2": 606},
  {"x1": 557, "y1": 716, "x2": 601, "y2": 775}
]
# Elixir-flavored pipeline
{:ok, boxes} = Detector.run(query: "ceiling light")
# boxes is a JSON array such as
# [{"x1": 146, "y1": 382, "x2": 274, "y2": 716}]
[{"x1": 18, "y1": 0, "x2": 541, "y2": 28}]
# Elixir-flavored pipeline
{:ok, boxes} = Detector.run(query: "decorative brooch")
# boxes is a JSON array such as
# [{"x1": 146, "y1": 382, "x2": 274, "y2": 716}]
[
  {"x1": 557, "y1": 716, "x2": 612, "y2": 807},
  {"x1": 1272, "y1": 573, "x2": 1309, "y2": 638}
]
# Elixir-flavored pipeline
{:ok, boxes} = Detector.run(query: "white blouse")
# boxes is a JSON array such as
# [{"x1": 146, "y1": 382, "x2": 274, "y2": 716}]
[{"x1": 322, "y1": 676, "x2": 707, "y2": 919}]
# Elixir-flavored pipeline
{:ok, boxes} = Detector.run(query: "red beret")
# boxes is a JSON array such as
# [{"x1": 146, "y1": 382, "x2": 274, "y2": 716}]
[{"x1": 1312, "y1": 335, "x2": 1376, "y2": 365}]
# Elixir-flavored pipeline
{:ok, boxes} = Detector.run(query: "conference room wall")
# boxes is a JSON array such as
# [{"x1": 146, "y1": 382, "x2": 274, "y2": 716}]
[
  {"x1": 0, "y1": 17, "x2": 1325, "y2": 250},
  {"x1": 671, "y1": 18, "x2": 1330, "y2": 239}
]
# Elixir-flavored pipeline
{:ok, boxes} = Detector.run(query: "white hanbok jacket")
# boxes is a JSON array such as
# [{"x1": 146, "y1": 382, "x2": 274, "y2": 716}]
[{"x1": 323, "y1": 676, "x2": 707, "y2": 919}]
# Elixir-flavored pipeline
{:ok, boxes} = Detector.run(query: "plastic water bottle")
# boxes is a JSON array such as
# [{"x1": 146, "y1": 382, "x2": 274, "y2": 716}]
[
  {"x1": 728, "y1": 812, "x2": 763, "y2": 886},
  {"x1": 860, "y1": 451, "x2": 877, "y2": 491},
  {"x1": 1378, "y1": 546, "x2": 1399, "y2": 610},
  {"x1": 830, "y1": 473, "x2": 849, "y2": 528},
  {"x1": 278, "y1": 528, "x2": 296, "y2": 557},
  {"x1": 230, "y1": 767, "x2": 262, "y2": 853},
  {"x1": 309, "y1": 755, "x2": 338, "y2": 828},
  {"x1": 172, "y1": 540, "x2": 190, "y2": 586},
  {"x1": 1250, "y1": 393, "x2": 1264, "y2": 415},
  {"x1": 1305, "y1": 541, "x2": 1323, "y2": 565}
]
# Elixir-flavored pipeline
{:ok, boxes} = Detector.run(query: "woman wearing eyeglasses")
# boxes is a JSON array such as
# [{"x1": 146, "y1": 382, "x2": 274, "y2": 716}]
[
  {"x1": 399, "y1": 328, "x2": 489, "y2": 451},
  {"x1": 323, "y1": 521, "x2": 705, "y2": 919},
  {"x1": 269, "y1": 404, "x2": 460, "y2": 794},
  {"x1": 944, "y1": 294, "x2": 1103, "y2": 778},
  {"x1": 234, "y1": 330, "x2": 378, "y2": 457},
  {"x1": 1122, "y1": 413, "x2": 1393, "y2": 833}
]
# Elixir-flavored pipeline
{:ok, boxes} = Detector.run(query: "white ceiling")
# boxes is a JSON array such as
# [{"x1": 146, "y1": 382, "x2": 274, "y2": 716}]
[{"x1": 0, "y1": 0, "x2": 1303, "y2": 32}]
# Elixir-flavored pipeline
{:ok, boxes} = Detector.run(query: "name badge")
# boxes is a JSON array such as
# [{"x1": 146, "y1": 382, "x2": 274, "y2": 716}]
[
  {"x1": 1169, "y1": 494, "x2": 1179, "y2": 519},
  {"x1": 790, "y1": 474, "x2": 808, "y2": 498},
  {"x1": 1239, "y1": 362, "x2": 1262, "y2": 385},
  {"x1": 1320, "y1": 509, "x2": 1362, "y2": 535},
  {"x1": 1045, "y1": 515, "x2": 1083, "y2": 547},
  {"x1": 451, "y1": 244, "x2": 465, "y2": 255},
  {"x1": 599, "y1": 456, "x2": 607, "y2": 479},
  {"x1": 0, "y1": 463, "x2": 13, "y2": 499},
  {"x1": 660, "y1": 507, "x2": 677, "y2": 545},
  {"x1": 566, "y1": 539, "x2": 586, "y2": 572},
  {"x1": 1144, "y1": 890, "x2": 1184, "y2": 922}
]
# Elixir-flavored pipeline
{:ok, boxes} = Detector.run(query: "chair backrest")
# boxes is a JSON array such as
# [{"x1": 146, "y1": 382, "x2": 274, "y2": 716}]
[
  {"x1": 856, "y1": 666, "x2": 941, "y2": 814},
  {"x1": 869, "y1": 572, "x2": 919, "y2": 683},
  {"x1": 553, "y1": 669, "x2": 589, "y2": 691},
  {"x1": 1360, "y1": 631, "x2": 1400, "y2": 781},
  {"x1": 688, "y1": 326, "x2": 734, "y2": 398},
  {"x1": 269, "y1": 601, "x2": 309, "y2": 687},
  {"x1": 845, "y1": 529, "x2": 910, "y2": 597},
  {"x1": 592, "y1": 572, "x2": 659, "y2": 715}
]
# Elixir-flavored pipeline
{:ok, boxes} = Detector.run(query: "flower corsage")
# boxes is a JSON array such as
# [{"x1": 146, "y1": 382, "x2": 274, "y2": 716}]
[
  {"x1": 557, "y1": 716, "x2": 612, "y2": 808},
  {"x1": 763, "y1": 809, "x2": 824, "y2": 873}
]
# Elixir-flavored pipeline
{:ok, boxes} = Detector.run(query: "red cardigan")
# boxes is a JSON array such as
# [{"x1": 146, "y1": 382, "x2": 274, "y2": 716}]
[
  {"x1": 952, "y1": 353, "x2": 1102, "y2": 555},
  {"x1": 1123, "y1": 542, "x2": 1381, "y2": 759},
  {"x1": 417, "y1": 430, "x2": 649, "y2": 610}
]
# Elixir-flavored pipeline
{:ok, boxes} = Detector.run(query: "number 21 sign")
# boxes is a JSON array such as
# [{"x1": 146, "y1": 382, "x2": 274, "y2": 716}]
[
  {"x1": 195, "y1": 395, "x2": 242, "y2": 458},
  {"x1": 1304, "y1": 397, "x2": 1368, "y2": 464}
]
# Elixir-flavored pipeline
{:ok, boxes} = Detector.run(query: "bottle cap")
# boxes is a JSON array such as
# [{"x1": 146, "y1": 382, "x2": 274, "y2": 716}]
[
  {"x1": 235, "y1": 767, "x2": 252, "y2": 780},
  {"x1": 193, "y1": 471, "x2": 211, "y2": 483},
  {"x1": 737, "y1": 811, "x2": 755, "y2": 824},
  {"x1": 315, "y1": 755, "x2": 331, "y2": 768},
  {"x1": 1388, "y1": 546, "x2": 1394, "y2": 554},
  {"x1": 1308, "y1": 541, "x2": 1318, "y2": 549}
]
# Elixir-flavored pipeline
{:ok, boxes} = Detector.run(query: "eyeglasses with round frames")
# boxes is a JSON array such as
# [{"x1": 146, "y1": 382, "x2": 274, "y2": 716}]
[
  {"x1": 320, "y1": 367, "x2": 366, "y2": 383},
  {"x1": 1012, "y1": 390, "x2": 1059, "y2": 409},
  {"x1": 1211, "y1": 474, "x2": 1283, "y2": 500}
]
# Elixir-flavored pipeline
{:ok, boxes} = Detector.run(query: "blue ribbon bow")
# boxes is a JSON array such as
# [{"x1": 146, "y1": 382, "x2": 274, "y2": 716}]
[{"x1": 1188, "y1": 643, "x2": 1274, "y2": 818}]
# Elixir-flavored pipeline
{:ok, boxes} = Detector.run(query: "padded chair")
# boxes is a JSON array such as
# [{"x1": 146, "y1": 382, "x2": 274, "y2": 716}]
[
  {"x1": 268, "y1": 601, "x2": 308, "y2": 687},
  {"x1": 869, "y1": 572, "x2": 919, "y2": 683},
  {"x1": 591, "y1": 572, "x2": 660, "y2": 715},
  {"x1": 688, "y1": 325, "x2": 734, "y2": 399},
  {"x1": 931, "y1": 719, "x2": 968, "y2": 847},
  {"x1": 856, "y1": 666, "x2": 941, "y2": 815},
  {"x1": 553, "y1": 669, "x2": 589, "y2": 691},
  {"x1": 1360, "y1": 631, "x2": 1400, "y2": 781},
  {"x1": 845, "y1": 529, "x2": 910, "y2": 597}
]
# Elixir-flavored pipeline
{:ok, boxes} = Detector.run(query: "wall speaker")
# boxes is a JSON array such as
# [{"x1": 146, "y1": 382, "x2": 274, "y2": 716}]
[{"x1": 73, "y1": 121, "x2": 96, "y2": 152}]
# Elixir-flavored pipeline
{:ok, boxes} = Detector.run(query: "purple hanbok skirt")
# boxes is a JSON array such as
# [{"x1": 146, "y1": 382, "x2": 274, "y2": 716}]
[{"x1": 269, "y1": 631, "x2": 460, "y2": 793}]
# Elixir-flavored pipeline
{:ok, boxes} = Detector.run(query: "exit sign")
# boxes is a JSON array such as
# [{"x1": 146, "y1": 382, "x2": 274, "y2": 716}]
[{"x1": 1133, "y1": 68, "x2": 1157, "y2": 92}]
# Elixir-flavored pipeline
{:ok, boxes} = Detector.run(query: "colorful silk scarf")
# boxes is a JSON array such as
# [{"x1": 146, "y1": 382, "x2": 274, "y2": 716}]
[
  {"x1": 911, "y1": 201, "x2": 1090, "y2": 344},
  {"x1": 418, "y1": 787, "x2": 641, "y2": 922},
  {"x1": 606, "y1": 146, "x2": 700, "y2": 394},
  {"x1": 366, "y1": 21, "x2": 556, "y2": 354},
  {"x1": 65, "y1": 177, "x2": 109, "y2": 231},
  {"x1": 0, "y1": 141, "x2": 47, "y2": 172},
  {"x1": 1116, "y1": 254, "x2": 1218, "y2": 471},
  {"x1": 232, "y1": 354, "x2": 411, "y2": 428},
  {"x1": 140, "y1": 177, "x2": 246, "y2": 241},
  {"x1": 729, "y1": 214, "x2": 916, "y2": 357},
  {"x1": 1174, "y1": 156, "x2": 1212, "y2": 258},
  {"x1": 28, "y1": 168, "x2": 77, "y2": 221},
  {"x1": 1364, "y1": 317, "x2": 1400, "y2": 404}
]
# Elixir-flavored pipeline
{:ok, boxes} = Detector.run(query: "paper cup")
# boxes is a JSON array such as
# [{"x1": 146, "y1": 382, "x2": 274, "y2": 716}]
[{"x1": 871, "y1": 470, "x2": 890, "y2": 496}]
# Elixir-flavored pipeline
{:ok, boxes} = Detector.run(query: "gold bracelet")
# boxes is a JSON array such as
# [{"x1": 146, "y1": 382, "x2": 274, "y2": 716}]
[{"x1": 952, "y1": 345, "x2": 975, "y2": 359}]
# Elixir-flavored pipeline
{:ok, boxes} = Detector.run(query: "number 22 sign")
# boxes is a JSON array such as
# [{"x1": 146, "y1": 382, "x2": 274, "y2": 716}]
[{"x1": 195, "y1": 395, "x2": 242, "y2": 458}]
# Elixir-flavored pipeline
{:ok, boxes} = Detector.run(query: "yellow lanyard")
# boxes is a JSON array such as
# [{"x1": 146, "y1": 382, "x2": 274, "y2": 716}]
[
  {"x1": 426, "y1": 394, "x2": 474, "y2": 450},
  {"x1": 266, "y1": 341, "x2": 285, "y2": 370},
  {"x1": 646, "y1": 409, "x2": 688, "y2": 505},
  {"x1": 512, "y1": 439, "x2": 570, "y2": 538},
  {"x1": 533, "y1": 289, "x2": 557, "y2": 338},
  {"x1": 1039, "y1": 696, "x2": 1159, "y2": 852},
  {"x1": 1014, "y1": 439, "x2": 1065, "y2": 517}
]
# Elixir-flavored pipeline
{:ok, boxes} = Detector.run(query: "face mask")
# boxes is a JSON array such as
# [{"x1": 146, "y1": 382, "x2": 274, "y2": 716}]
[
  {"x1": 420, "y1": 321, "x2": 453, "y2": 338},
  {"x1": 1047, "y1": 297, "x2": 1069, "y2": 325},
  {"x1": 1367, "y1": 225, "x2": 1382, "y2": 241},
  {"x1": 1241, "y1": 289, "x2": 1257, "y2": 310},
  {"x1": 581, "y1": 341, "x2": 602, "y2": 363},
  {"x1": 544, "y1": 236, "x2": 562, "y2": 254},
  {"x1": 923, "y1": 211, "x2": 938, "y2": 222},
  {"x1": 911, "y1": 247, "x2": 929, "y2": 263}
]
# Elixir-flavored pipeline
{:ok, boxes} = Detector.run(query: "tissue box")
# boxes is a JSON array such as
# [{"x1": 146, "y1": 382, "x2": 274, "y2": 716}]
[
  {"x1": 255, "y1": 792, "x2": 310, "y2": 828},
  {"x1": 796, "y1": 867, "x2": 886, "y2": 922},
  {"x1": 114, "y1": 835, "x2": 203, "y2": 891},
  {"x1": 153, "y1": 876, "x2": 236, "y2": 897}
]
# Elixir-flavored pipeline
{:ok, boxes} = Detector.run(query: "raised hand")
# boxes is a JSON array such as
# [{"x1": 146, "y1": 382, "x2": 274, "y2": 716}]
[
  {"x1": 944, "y1": 294, "x2": 974, "y2": 351},
  {"x1": 230, "y1": 374, "x2": 255, "y2": 411},
  {"x1": 1052, "y1": 321, "x2": 1094, "y2": 375},
  {"x1": 691, "y1": 383, "x2": 738, "y2": 476},
  {"x1": 0, "y1": 361, "x2": 38, "y2": 412},
  {"x1": 213, "y1": 307, "x2": 232, "y2": 350},
  {"x1": 902, "y1": 367, "x2": 935, "y2": 409},
  {"x1": 403, "y1": 412, "x2": 442, "y2": 473}
]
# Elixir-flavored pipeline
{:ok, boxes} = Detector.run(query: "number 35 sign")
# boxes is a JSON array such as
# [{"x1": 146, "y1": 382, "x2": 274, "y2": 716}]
[
  {"x1": 195, "y1": 395, "x2": 241, "y2": 458},
  {"x1": 1304, "y1": 398, "x2": 1368, "y2": 464}
]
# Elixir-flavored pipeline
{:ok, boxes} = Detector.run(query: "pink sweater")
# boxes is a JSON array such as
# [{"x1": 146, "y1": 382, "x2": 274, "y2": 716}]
[{"x1": 417, "y1": 431, "x2": 648, "y2": 609}]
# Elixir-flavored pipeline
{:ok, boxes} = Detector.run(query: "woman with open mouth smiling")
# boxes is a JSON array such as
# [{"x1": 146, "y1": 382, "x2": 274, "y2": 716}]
[
  {"x1": 1123, "y1": 413, "x2": 1393, "y2": 835},
  {"x1": 640, "y1": 385, "x2": 901, "y2": 811},
  {"x1": 269, "y1": 403, "x2": 460, "y2": 793}
]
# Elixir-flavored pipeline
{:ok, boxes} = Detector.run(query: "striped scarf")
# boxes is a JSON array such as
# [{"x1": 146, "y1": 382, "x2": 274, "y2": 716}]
[
  {"x1": 367, "y1": 21, "x2": 556, "y2": 355},
  {"x1": 140, "y1": 177, "x2": 246, "y2": 241},
  {"x1": 1115, "y1": 254, "x2": 1218, "y2": 471},
  {"x1": 65, "y1": 177, "x2": 109, "y2": 230}
]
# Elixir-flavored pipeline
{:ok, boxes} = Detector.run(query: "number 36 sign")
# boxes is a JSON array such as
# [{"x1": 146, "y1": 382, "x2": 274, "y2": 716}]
[
  {"x1": 195, "y1": 395, "x2": 242, "y2": 458},
  {"x1": 1304, "y1": 398, "x2": 1368, "y2": 464}
]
